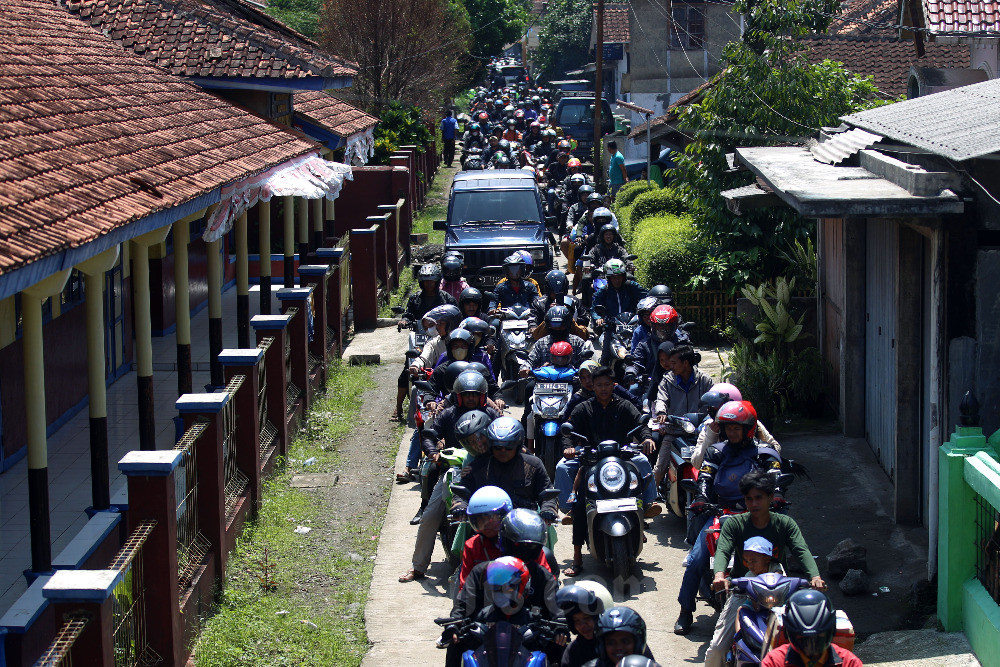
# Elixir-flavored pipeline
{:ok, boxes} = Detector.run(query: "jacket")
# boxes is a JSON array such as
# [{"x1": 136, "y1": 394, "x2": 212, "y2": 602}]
[
  {"x1": 455, "y1": 452, "x2": 558, "y2": 517},
  {"x1": 451, "y1": 560, "x2": 560, "y2": 621},
  {"x1": 693, "y1": 420, "x2": 779, "y2": 468},
  {"x1": 628, "y1": 330, "x2": 691, "y2": 381},
  {"x1": 565, "y1": 385, "x2": 640, "y2": 416},
  {"x1": 522, "y1": 333, "x2": 587, "y2": 371},
  {"x1": 411, "y1": 334, "x2": 447, "y2": 370},
  {"x1": 654, "y1": 369, "x2": 716, "y2": 416},
  {"x1": 591, "y1": 280, "x2": 647, "y2": 322},
  {"x1": 422, "y1": 405, "x2": 501, "y2": 456},
  {"x1": 400, "y1": 290, "x2": 457, "y2": 324},
  {"x1": 492, "y1": 280, "x2": 540, "y2": 309},
  {"x1": 586, "y1": 241, "x2": 628, "y2": 269},
  {"x1": 441, "y1": 279, "x2": 469, "y2": 300},
  {"x1": 562, "y1": 395, "x2": 651, "y2": 451},
  {"x1": 458, "y1": 533, "x2": 551, "y2": 589},
  {"x1": 761, "y1": 644, "x2": 862, "y2": 667},
  {"x1": 697, "y1": 439, "x2": 782, "y2": 508}
]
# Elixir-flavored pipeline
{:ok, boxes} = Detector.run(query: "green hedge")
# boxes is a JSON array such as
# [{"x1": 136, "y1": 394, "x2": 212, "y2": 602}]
[
  {"x1": 633, "y1": 214, "x2": 706, "y2": 290},
  {"x1": 613, "y1": 180, "x2": 655, "y2": 209},
  {"x1": 631, "y1": 187, "x2": 686, "y2": 224}
]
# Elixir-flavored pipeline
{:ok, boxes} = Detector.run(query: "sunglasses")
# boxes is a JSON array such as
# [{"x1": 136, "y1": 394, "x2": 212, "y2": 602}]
[{"x1": 491, "y1": 443, "x2": 519, "y2": 450}]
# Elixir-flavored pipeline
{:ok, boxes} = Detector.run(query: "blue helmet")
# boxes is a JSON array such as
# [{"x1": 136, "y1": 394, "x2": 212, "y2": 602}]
[
  {"x1": 486, "y1": 416, "x2": 525, "y2": 450},
  {"x1": 467, "y1": 485, "x2": 513, "y2": 518}
]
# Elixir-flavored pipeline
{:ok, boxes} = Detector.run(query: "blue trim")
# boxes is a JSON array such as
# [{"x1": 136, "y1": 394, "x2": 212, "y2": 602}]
[
  {"x1": 189, "y1": 76, "x2": 353, "y2": 92},
  {"x1": 276, "y1": 286, "x2": 313, "y2": 300},
  {"x1": 45, "y1": 394, "x2": 89, "y2": 439},
  {"x1": 1, "y1": 445, "x2": 26, "y2": 473},
  {"x1": 298, "y1": 264, "x2": 331, "y2": 276},
  {"x1": 251, "y1": 314, "x2": 292, "y2": 330},
  {"x1": 0, "y1": 191, "x2": 220, "y2": 303},
  {"x1": 294, "y1": 116, "x2": 345, "y2": 148},
  {"x1": 316, "y1": 248, "x2": 344, "y2": 261},
  {"x1": 219, "y1": 349, "x2": 264, "y2": 365},
  {"x1": 0, "y1": 574, "x2": 53, "y2": 632},
  {"x1": 52, "y1": 512, "x2": 122, "y2": 570}
]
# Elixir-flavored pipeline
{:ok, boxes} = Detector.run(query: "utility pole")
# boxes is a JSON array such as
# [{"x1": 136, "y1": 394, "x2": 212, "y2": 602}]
[{"x1": 594, "y1": 0, "x2": 605, "y2": 192}]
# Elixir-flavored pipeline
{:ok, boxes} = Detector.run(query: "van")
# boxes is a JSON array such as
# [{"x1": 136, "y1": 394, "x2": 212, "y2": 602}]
[{"x1": 554, "y1": 95, "x2": 615, "y2": 153}]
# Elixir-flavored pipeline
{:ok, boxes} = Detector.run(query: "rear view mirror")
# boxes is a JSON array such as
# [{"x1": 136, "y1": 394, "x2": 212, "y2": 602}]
[
  {"x1": 391, "y1": 306, "x2": 405, "y2": 314},
  {"x1": 625, "y1": 255, "x2": 638, "y2": 262},
  {"x1": 433, "y1": 220, "x2": 447, "y2": 230}
]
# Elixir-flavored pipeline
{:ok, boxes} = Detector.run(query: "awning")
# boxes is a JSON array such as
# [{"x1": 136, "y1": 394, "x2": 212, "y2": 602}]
[
  {"x1": 203, "y1": 153, "x2": 353, "y2": 242},
  {"x1": 344, "y1": 129, "x2": 375, "y2": 166}
]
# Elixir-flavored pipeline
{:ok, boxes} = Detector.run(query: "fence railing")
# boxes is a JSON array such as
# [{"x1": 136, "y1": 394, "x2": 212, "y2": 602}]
[
  {"x1": 108, "y1": 521, "x2": 157, "y2": 667},
  {"x1": 174, "y1": 420, "x2": 210, "y2": 596},
  {"x1": 33, "y1": 614, "x2": 87, "y2": 667},
  {"x1": 974, "y1": 492, "x2": 1000, "y2": 604}
]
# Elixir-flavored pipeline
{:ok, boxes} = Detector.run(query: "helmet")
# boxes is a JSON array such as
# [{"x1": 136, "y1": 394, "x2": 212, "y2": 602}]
[
  {"x1": 784, "y1": 590, "x2": 836, "y2": 661},
  {"x1": 567, "y1": 157, "x2": 582, "y2": 169},
  {"x1": 466, "y1": 361, "x2": 490, "y2": 382},
  {"x1": 442, "y1": 254, "x2": 463, "y2": 281},
  {"x1": 500, "y1": 508, "x2": 547, "y2": 563},
  {"x1": 459, "y1": 287, "x2": 484, "y2": 310},
  {"x1": 453, "y1": 369, "x2": 488, "y2": 398},
  {"x1": 556, "y1": 585, "x2": 606, "y2": 633},
  {"x1": 636, "y1": 297, "x2": 658, "y2": 317},
  {"x1": 466, "y1": 484, "x2": 512, "y2": 529},
  {"x1": 545, "y1": 269, "x2": 569, "y2": 296},
  {"x1": 545, "y1": 304, "x2": 571, "y2": 330},
  {"x1": 516, "y1": 249, "x2": 534, "y2": 267},
  {"x1": 499, "y1": 139, "x2": 511, "y2": 151},
  {"x1": 544, "y1": 128, "x2": 557, "y2": 139},
  {"x1": 650, "y1": 304, "x2": 679, "y2": 326},
  {"x1": 597, "y1": 218, "x2": 615, "y2": 234},
  {"x1": 426, "y1": 304, "x2": 462, "y2": 328},
  {"x1": 550, "y1": 340, "x2": 573, "y2": 358},
  {"x1": 710, "y1": 382, "x2": 742, "y2": 402},
  {"x1": 587, "y1": 192, "x2": 605, "y2": 204},
  {"x1": 447, "y1": 327, "x2": 473, "y2": 357},
  {"x1": 618, "y1": 658, "x2": 662, "y2": 667},
  {"x1": 503, "y1": 251, "x2": 528, "y2": 279},
  {"x1": 716, "y1": 400, "x2": 758, "y2": 440},
  {"x1": 486, "y1": 416, "x2": 525, "y2": 450},
  {"x1": 570, "y1": 173, "x2": 585, "y2": 188},
  {"x1": 418, "y1": 263, "x2": 442, "y2": 284},
  {"x1": 514, "y1": 110, "x2": 524, "y2": 119},
  {"x1": 557, "y1": 139, "x2": 571, "y2": 151},
  {"x1": 478, "y1": 112, "x2": 489, "y2": 122},
  {"x1": 595, "y1": 607, "x2": 647, "y2": 658},
  {"x1": 459, "y1": 317, "x2": 491, "y2": 345},
  {"x1": 485, "y1": 557, "x2": 530, "y2": 615},
  {"x1": 698, "y1": 391, "x2": 731, "y2": 416},
  {"x1": 603, "y1": 258, "x2": 627, "y2": 277},
  {"x1": 508, "y1": 118, "x2": 517, "y2": 126},
  {"x1": 444, "y1": 361, "x2": 471, "y2": 392},
  {"x1": 456, "y1": 411, "x2": 495, "y2": 456},
  {"x1": 531, "y1": 95, "x2": 541, "y2": 104},
  {"x1": 529, "y1": 121, "x2": 541, "y2": 130},
  {"x1": 492, "y1": 153, "x2": 512, "y2": 169},
  {"x1": 575, "y1": 580, "x2": 614, "y2": 614},
  {"x1": 470, "y1": 122, "x2": 480, "y2": 132},
  {"x1": 578, "y1": 184, "x2": 594, "y2": 199},
  {"x1": 648, "y1": 284, "x2": 674, "y2": 305}
]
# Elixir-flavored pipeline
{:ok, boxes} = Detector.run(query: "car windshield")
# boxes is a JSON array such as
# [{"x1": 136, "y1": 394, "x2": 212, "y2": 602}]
[
  {"x1": 501, "y1": 66, "x2": 526, "y2": 77},
  {"x1": 450, "y1": 189, "x2": 540, "y2": 226},
  {"x1": 558, "y1": 103, "x2": 593, "y2": 126}
]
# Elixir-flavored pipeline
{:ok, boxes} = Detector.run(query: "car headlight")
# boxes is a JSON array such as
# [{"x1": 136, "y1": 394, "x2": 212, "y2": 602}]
[
  {"x1": 598, "y1": 461, "x2": 626, "y2": 493},
  {"x1": 530, "y1": 248, "x2": 545, "y2": 262}
]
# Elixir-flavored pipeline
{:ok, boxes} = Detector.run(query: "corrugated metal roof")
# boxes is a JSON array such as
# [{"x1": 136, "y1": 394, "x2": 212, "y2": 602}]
[
  {"x1": 809, "y1": 128, "x2": 882, "y2": 164},
  {"x1": 842, "y1": 78, "x2": 1000, "y2": 161}
]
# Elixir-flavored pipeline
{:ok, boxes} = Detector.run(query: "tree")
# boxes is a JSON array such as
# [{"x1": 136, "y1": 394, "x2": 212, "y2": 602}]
[
  {"x1": 463, "y1": 0, "x2": 530, "y2": 63},
  {"x1": 265, "y1": 0, "x2": 323, "y2": 37},
  {"x1": 320, "y1": 0, "x2": 472, "y2": 113},
  {"x1": 533, "y1": 0, "x2": 592, "y2": 81},
  {"x1": 673, "y1": 0, "x2": 887, "y2": 288}
]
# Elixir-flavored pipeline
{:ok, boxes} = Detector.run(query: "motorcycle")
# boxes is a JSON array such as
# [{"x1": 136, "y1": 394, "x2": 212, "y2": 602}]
[
  {"x1": 594, "y1": 306, "x2": 636, "y2": 383},
  {"x1": 560, "y1": 421, "x2": 647, "y2": 588},
  {"x1": 527, "y1": 365, "x2": 577, "y2": 479},
  {"x1": 462, "y1": 147, "x2": 486, "y2": 170},
  {"x1": 653, "y1": 412, "x2": 704, "y2": 520},
  {"x1": 726, "y1": 573, "x2": 811, "y2": 666},
  {"x1": 492, "y1": 304, "x2": 532, "y2": 402},
  {"x1": 435, "y1": 614, "x2": 567, "y2": 667}
]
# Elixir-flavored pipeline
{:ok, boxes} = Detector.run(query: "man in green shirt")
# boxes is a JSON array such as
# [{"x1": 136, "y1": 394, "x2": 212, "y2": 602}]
[
  {"x1": 607, "y1": 141, "x2": 627, "y2": 198},
  {"x1": 704, "y1": 470, "x2": 826, "y2": 667}
]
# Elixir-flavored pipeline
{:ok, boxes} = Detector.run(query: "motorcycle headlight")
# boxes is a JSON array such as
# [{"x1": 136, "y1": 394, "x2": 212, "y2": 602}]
[
  {"x1": 587, "y1": 475, "x2": 598, "y2": 493},
  {"x1": 629, "y1": 475, "x2": 639, "y2": 490},
  {"x1": 616, "y1": 345, "x2": 627, "y2": 359},
  {"x1": 598, "y1": 461, "x2": 626, "y2": 493},
  {"x1": 538, "y1": 396, "x2": 563, "y2": 417}
]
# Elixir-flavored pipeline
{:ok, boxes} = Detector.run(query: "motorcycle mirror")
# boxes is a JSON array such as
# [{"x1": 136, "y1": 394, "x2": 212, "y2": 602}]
[
  {"x1": 450, "y1": 485, "x2": 472, "y2": 501},
  {"x1": 559, "y1": 422, "x2": 574, "y2": 435},
  {"x1": 681, "y1": 321, "x2": 696, "y2": 331},
  {"x1": 593, "y1": 305, "x2": 606, "y2": 316},
  {"x1": 623, "y1": 354, "x2": 634, "y2": 363},
  {"x1": 404, "y1": 350, "x2": 420, "y2": 359},
  {"x1": 625, "y1": 255, "x2": 638, "y2": 262},
  {"x1": 777, "y1": 473, "x2": 795, "y2": 489},
  {"x1": 540, "y1": 488, "x2": 560, "y2": 500},
  {"x1": 513, "y1": 350, "x2": 529, "y2": 360},
  {"x1": 414, "y1": 381, "x2": 435, "y2": 393},
  {"x1": 484, "y1": 291, "x2": 498, "y2": 302},
  {"x1": 391, "y1": 306, "x2": 405, "y2": 315},
  {"x1": 580, "y1": 349, "x2": 595, "y2": 360},
  {"x1": 679, "y1": 478, "x2": 698, "y2": 493}
]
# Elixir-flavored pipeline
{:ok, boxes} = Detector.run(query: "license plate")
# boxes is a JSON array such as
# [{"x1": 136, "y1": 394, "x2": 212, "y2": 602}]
[
  {"x1": 478, "y1": 274, "x2": 501, "y2": 286},
  {"x1": 536, "y1": 383, "x2": 570, "y2": 393},
  {"x1": 596, "y1": 498, "x2": 638, "y2": 514}
]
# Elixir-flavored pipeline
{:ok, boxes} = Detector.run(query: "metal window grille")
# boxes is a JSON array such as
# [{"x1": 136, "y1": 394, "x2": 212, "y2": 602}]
[
  {"x1": 33, "y1": 613, "x2": 88, "y2": 667},
  {"x1": 109, "y1": 521, "x2": 160, "y2": 667},
  {"x1": 284, "y1": 306, "x2": 298, "y2": 387},
  {"x1": 223, "y1": 376, "x2": 249, "y2": 519},
  {"x1": 175, "y1": 420, "x2": 211, "y2": 596},
  {"x1": 974, "y1": 492, "x2": 1000, "y2": 605},
  {"x1": 308, "y1": 351, "x2": 322, "y2": 372}
]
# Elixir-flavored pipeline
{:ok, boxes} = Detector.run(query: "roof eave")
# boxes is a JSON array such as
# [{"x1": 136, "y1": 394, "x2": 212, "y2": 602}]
[{"x1": 190, "y1": 75, "x2": 354, "y2": 93}]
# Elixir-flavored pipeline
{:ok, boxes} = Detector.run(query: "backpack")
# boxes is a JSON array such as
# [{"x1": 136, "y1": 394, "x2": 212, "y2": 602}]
[{"x1": 712, "y1": 442, "x2": 758, "y2": 505}]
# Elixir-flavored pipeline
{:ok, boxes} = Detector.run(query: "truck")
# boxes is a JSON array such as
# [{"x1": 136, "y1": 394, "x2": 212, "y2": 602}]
[{"x1": 433, "y1": 171, "x2": 555, "y2": 289}]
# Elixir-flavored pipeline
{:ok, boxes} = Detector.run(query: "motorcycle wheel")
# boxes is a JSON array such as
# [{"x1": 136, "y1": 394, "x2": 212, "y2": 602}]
[
  {"x1": 515, "y1": 378, "x2": 526, "y2": 406},
  {"x1": 440, "y1": 525, "x2": 460, "y2": 569},
  {"x1": 541, "y1": 435, "x2": 557, "y2": 480},
  {"x1": 610, "y1": 536, "x2": 634, "y2": 584}
]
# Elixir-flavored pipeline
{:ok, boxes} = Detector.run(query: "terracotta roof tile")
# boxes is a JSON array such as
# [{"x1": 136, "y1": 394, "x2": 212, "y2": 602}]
[
  {"x1": 798, "y1": 35, "x2": 969, "y2": 97},
  {"x1": 0, "y1": 0, "x2": 319, "y2": 275},
  {"x1": 922, "y1": 0, "x2": 1000, "y2": 32},
  {"x1": 61, "y1": 0, "x2": 356, "y2": 81},
  {"x1": 595, "y1": 3, "x2": 629, "y2": 43},
  {"x1": 829, "y1": 0, "x2": 901, "y2": 35},
  {"x1": 294, "y1": 91, "x2": 379, "y2": 137}
]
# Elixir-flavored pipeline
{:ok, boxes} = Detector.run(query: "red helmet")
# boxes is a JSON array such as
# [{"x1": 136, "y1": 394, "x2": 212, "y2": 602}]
[
  {"x1": 478, "y1": 112, "x2": 489, "y2": 122},
  {"x1": 715, "y1": 400, "x2": 757, "y2": 439},
  {"x1": 550, "y1": 341, "x2": 573, "y2": 357},
  {"x1": 557, "y1": 140, "x2": 571, "y2": 151},
  {"x1": 567, "y1": 158, "x2": 581, "y2": 169},
  {"x1": 650, "y1": 304, "x2": 679, "y2": 326},
  {"x1": 486, "y1": 556, "x2": 531, "y2": 614}
]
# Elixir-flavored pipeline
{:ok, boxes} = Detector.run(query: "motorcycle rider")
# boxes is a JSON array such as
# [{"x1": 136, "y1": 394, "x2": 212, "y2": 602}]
[
  {"x1": 458, "y1": 488, "x2": 546, "y2": 589},
  {"x1": 399, "y1": 380, "x2": 501, "y2": 581},
  {"x1": 560, "y1": 367, "x2": 659, "y2": 576},
  {"x1": 523, "y1": 121, "x2": 543, "y2": 149},
  {"x1": 693, "y1": 384, "x2": 780, "y2": 469},
  {"x1": 462, "y1": 122, "x2": 486, "y2": 151},
  {"x1": 490, "y1": 253, "x2": 540, "y2": 311},
  {"x1": 649, "y1": 345, "x2": 716, "y2": 489},
  {"x1": 565, "y1": 183, "x2": 594, "y2": 233},
  {"x1": 582, "y1": 607, "x2": 657, "y2": 667},
  {"x1": 674, "y1": 401, "x2": 785, "y2": 635},
  {"x1": 529, "y1": 271, "x2": 588, "y2": 340},
  {"x1": 441, "y1": 253, "x2": 469, "y2": 299},
  {"x1": 520, "y1": 306, "x2": 587, "y2": 378},
  {"x1": 503, "y1": 118, "x2": 521, "y2": 142},
  {"x1": 458, "y1": 287, "x2": 487, "y2": 319},
  {"x1": 586, "y1": 221, "x2": 628, "y2": 269},
  {"x1": 762, "y1": 590, "x2": 861, "y2": 667},
  {"x1": 626, "y1": 305, "x2": 690, "y2": 390},
  {"x1": 629, "y1": 297, "x2": 659, "y2": 356},
  {"x1": 425, "y1": 330, "x2": 497, "y2": 398},
  {"x1": 591, "y1": 260, "x2": 647, "y2": 329}
]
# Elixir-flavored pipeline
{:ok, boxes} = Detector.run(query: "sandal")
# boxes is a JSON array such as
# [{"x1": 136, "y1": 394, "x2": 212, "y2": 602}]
[
  {"x1": 395, "y1": 469, "x2": 416, "y2": 484},
  {"x1": 563, "y1": 563, "x2": 583, "y2": 577},
  {"x1": 398, "y1": 569, "x2": 426, "y2": 583}
]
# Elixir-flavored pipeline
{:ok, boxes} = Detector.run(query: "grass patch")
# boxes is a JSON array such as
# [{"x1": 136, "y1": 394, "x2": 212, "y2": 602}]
[
  {"x1": 379, "y1": 266, "x2": 415, "y2": 319},
  {"x1": 193, "y1": 362, "x2": 381, "y2": 667},
  {"x1": 412, "y1": 198, "x2": 446, "y2": 245}
]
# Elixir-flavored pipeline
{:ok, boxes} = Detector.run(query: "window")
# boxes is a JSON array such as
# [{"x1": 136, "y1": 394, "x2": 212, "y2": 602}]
[
  {"x1": 670, "y1": 4, "x2": 705, "y2": 50},
  {"x1": 60, "y1": 269, "x2": 85, "y2": 310}
]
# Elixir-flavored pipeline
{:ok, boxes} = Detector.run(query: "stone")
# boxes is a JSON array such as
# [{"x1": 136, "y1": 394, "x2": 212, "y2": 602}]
[
  {"x1": 825, "y1": 538, "x2": 868, "y2": 578},
  {"x1": 839, "y1": 569, "x2": 872, "y2": 596}
]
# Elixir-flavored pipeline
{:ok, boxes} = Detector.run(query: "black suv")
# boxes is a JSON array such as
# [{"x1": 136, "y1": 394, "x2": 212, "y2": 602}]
[
  {"x1": 554, "y1": 94, "x2": 615, "y2": 154},
  {"x1": 434, "y1": 171, "x2": 554, "y2": 288}
]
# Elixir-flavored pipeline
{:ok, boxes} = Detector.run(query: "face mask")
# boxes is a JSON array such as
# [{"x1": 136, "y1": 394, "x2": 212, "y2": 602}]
[{"x1": 452, "y1": 347, "x2": 468, "y2": 361}]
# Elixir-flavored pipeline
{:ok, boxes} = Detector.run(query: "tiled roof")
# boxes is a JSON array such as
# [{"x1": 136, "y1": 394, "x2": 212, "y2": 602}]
[
  {"x1": 798, "y1": 35, "x2": 969, "y2": 97},
  {"x1": 597, "y1": 3, "x2": 630, "y2": 43},
  {"x1": 0, "y1": 0, "x2": 319, "y2": 275},
  {"x1": 62, "y1": 0, "x2": 356, "y2": 80},
  {"x1": 294, "y1": 92, "x2": 379, "y2": 137},
  {"x1": 922, "y1": 0, "x2": 1000, "y2": 32},
  {"x1": 843, "y1": 77, "x2": 1000, "y2": 160},
  {"x1": 829, "y1": 0, "x2": 901, "y2": 35}
]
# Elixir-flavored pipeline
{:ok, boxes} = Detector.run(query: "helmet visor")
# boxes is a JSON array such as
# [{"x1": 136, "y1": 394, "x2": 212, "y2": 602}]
[
  {"x1": 459, "y1": 431, "x2": 490, "y2": 455},
  {"x1": 506, "y1": 265, "x2": 522, "y2": 279},
  {"x1": 470, "y1": 510, "x2": 506, "y2": 532}
]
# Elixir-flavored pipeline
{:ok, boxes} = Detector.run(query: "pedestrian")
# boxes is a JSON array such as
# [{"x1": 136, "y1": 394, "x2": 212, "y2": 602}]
[
  {"x1": 441, "y1": 108, "x2": 459, "y2": 167},
  {"x1": 607, "y1": 140, "x2": 627, "y2": 199}
]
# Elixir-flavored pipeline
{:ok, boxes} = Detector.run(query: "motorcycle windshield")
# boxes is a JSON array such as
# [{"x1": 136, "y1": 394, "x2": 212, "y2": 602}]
[
  {"x1": 484, "y1": 622, "x2": 524, "y2": 667},
  {"x1": 532, "y1": 366, "x2": 577, "y2": 381}
]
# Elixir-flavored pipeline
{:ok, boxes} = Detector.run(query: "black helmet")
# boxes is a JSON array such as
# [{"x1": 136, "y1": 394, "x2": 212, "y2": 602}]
[
  {"x1": 466, "y1": 361, "x2": 491, "y2": 381},
  {"x1": 503, "y1": 252, "x2": 528, "y2": 279},
  {"x1": 417, "y1": 263, "x2": 442, "y2": 284},
  {"x1": 595, "y1": 607, "x2": 647, "y2": 658},
  {"x1": 698, "y1": 391, "x2": 730, "y2": 416},
  {"x1": 500, "y1": 508, "x2": 546, "y2": 563},
  {"x1": 444, "y1": 361, "x2": 471, "y2": 391},
  {"x1": 578, "y1": 184, "x2": 595, "y2": 199},
  {"x1": 784, "y1": 590, "x2": 836, "y2": 661},
  {"x1": 587, "y1": 192, "x2": 604, "y2": 205},
  {"x1": 545, "y1": 270, "x2": 569, "y2": 296},
  {"x1": 459, "y1": 287, "x2": 484, "y2": 310},
  {"x1": 598, "y1": 222, "x2": 617, "y2": 238},
  {"x1": 556, "y1": 585, "x2": 606, "y2": 633},
  {"x1": 425, "y1": 304, "x2": 462, "y2": 328},
  {"x1": 459, "y1": 317, "x2": 491, "y2": 346},
  {"x1": 648, "y1": 284, "x2": 674, "y2": 305},
  {"x1": 455, "y1": 410, "x2": 493, "y2": 454},
  {"x1": 447, "y1": 327, "x2": 473, "y2": 347},
  {"x1": 442, "y1": 255, "x2": 463, "y2": 281},
  {"x1": 498, "y1": 139, "x2": 511, "y2": 151},
  {"x1": 545, "y1": 304, "x2": 571, "y2": 330},
  {"x1": 453, "y1": 369, "x2": 489, "y2": 397}
]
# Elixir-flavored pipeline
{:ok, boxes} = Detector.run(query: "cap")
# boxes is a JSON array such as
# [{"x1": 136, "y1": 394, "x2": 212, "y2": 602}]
[
  {"x1": 580, "y1": 360, "x2": 601, "y2": 374},
  {"x1": 743, "y1": 536, "x2": 774, "y2": 557}
]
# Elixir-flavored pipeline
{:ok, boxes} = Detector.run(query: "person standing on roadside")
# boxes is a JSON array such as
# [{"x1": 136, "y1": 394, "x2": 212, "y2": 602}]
[
  {"x1": 441, "y1": 109, "x2": 459, "y2": 167},
  {"x1": 607, "y1": 141, "x2": 628, "y2": 199}
]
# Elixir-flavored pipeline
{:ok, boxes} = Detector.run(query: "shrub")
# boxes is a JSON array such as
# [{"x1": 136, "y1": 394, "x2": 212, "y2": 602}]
[
  {"x1": 630, "y1": 187, "x2": 686, "y2": 225},
  {"x1": 632, "y1": 214, "x2": 707, "y2": 290},
  {"x1": 613, "y1": 180, "x2": 655, "y2": 209}
]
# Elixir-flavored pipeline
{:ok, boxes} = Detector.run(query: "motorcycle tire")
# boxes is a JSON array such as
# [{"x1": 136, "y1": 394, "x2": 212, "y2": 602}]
[
  {"x1": 610, "y1": 536, "x2": 634, "y2": 584},
  {"x1": 515, "y1": 381, "x2": 526, "y2": 406},
  {"x1": 540, "y1": 436, "x2": 557, "y2": 480}
]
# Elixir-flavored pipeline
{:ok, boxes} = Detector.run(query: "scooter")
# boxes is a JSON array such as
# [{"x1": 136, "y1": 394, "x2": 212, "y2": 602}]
[
  {"x1": 492, "y1": 305, "x2": 532, "y2": 401},
  {"x1": 435, "y1": 614, "x2": 567, "y2": 666},
  {"x1": 527, "y1": 365, "x2": 577, "y2": 479},
  {"x1": 560, "y1": 421, "x2": 647, "y2": 587},
  {"x1": 727, "y1": 573, "x2": 811, "y2": 666},
  {"x1": 654, "y1": 412, "x2": 704, "y2": 520},
  {"x1": 594, "y1": 306, "x2": 636, "y2": 383}
]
